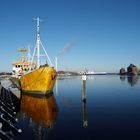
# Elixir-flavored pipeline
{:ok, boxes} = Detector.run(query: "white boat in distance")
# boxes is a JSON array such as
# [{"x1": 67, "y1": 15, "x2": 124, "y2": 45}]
[
  {"x1": 85, "y1": 71, "x2": 107, "y2": 75},
  {"x1": 81, "y1": 70, "x2": 107, "y2": 75}
]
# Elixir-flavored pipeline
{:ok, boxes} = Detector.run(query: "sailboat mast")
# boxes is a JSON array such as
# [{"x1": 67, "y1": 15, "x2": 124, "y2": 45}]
[{"x1": 36, "y1": 17, "x2": 40, "y2": 68}]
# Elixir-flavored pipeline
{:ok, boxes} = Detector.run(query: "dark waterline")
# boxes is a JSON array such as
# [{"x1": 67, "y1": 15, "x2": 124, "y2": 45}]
[{"x1": 11, "y1": 75, "x2": 140, "y2": 140}]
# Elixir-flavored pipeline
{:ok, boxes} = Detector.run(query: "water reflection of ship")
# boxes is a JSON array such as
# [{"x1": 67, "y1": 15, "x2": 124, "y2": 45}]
[{"x1": 21, "y1": 93, "x2": 58, "y2": 139}]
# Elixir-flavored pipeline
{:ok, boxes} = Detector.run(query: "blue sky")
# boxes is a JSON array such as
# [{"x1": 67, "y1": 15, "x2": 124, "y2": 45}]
[{"x1": 0, "y1": 0, "x2": 140, "y2": 72}]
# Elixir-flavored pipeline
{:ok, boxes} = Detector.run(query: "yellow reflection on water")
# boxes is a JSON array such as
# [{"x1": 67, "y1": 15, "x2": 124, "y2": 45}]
[{"x1": 21, "y1": 93, "x2": 58, "y2": 128}]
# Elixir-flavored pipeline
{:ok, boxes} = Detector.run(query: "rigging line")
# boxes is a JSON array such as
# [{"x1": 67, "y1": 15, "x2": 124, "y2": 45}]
[
  {"x1": 29, "y1": 42, "x2": 37, "y2": 71},
  {"x1": 40, "y1": 41, "x2": 53, "y2": 66}
]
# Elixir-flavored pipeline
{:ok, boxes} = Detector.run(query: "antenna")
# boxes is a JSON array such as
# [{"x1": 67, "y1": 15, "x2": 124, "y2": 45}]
[
  {"x1": 33, "y1": 17, "x2": 43, "y2": 34},
  {"x1": 33, "y1": 17, "x2": 41, "y2": 68}
]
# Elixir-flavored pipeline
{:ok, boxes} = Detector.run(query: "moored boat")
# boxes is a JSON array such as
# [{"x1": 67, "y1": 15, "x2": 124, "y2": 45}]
[
  {"x1": 12, "y1": 17, "x2": 57, "y2": 95},
  {"x1": 20, "y1": 65, "x2": 56, "y2": 95}
]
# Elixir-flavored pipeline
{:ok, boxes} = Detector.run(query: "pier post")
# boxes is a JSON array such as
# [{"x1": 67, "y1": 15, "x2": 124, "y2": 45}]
[
  {"x1": 55, "y1": 79, "x2": 58, "y2": 96},
  {"x1": 82, "y1": 75, "x2": 88, "y2": 128},
  {"x1": 82, "y1": 75, "x2": 87, "y2": 101}
]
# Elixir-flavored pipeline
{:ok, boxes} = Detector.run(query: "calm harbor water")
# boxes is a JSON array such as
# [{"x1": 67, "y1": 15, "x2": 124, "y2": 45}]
[{"x1": 13, "y1": 75, "x2": 140, "y2": 140}]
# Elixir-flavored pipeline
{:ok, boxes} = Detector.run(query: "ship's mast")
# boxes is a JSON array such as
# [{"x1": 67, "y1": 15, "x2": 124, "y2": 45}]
[
  {"x1": 36, "y1": 17, "x2": 41, "y2": 68},
  {"x1": 32, "y1": 17, "x2": 53, "y2": 68}
]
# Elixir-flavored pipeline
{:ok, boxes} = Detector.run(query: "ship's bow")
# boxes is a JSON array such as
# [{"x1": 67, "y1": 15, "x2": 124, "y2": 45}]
[{"x1": 20, "y1": 66, "x2": 57, "y2": 96}]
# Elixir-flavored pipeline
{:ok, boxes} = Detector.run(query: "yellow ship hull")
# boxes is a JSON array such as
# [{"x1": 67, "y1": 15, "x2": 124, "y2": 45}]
[{"x1": 20, "y1": 66, "x2": 57, "y2": 95}]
